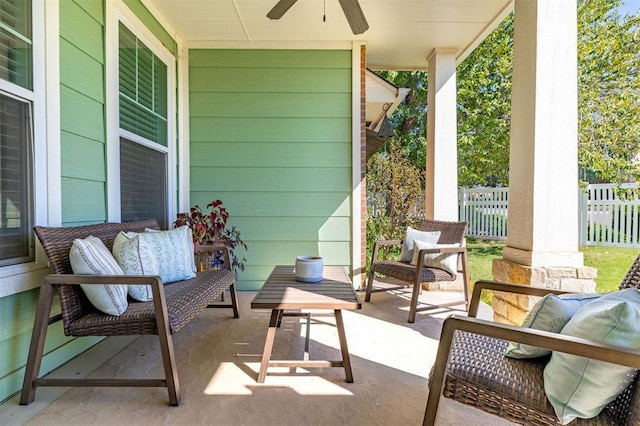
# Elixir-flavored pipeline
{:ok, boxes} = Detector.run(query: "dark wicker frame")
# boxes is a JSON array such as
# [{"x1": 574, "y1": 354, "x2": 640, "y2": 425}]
[
  {"x1": 20, "y1": 220, "x2": 240, "y2": 406},
  {"x1": 365, "y1": 219, "x2": 470, "y2": 323},
  {"x1": 423, "y1": 256, "x2": 640, "y2": 425}
]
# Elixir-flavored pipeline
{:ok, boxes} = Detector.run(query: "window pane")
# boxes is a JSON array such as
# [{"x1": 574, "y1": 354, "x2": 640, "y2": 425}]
[
  {"x1": 118, "y1": 22, "x2": 167, "y2": 146},
  {"x1": 0, "y1": 0, "x2": 32, "y2": 90},
  {"x1": 0, "y1": 92, "x2": 32, "y2": 264},
  {"x1": 120, "y1": 138, "x2": 167, "y2": 228}
]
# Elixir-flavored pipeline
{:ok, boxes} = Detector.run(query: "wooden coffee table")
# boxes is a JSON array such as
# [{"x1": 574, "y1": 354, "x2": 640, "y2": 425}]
[{"x1": 251, "y1": 265, "x2": 362, "y2": 383}]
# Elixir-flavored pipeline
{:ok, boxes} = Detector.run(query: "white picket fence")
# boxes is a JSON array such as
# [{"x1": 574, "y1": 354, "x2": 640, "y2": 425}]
[
  {"x1": 459, "y1": 187, "x2": 508, "y2": 240},
  {"x1": 458, "y1": 183, "x2": 640, "y2": 248}
]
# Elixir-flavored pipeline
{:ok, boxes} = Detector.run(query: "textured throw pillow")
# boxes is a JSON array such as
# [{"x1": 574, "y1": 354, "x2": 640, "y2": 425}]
[
  {"x1": 399, "y1": 227, "x2": 441, "y2": 263},
  {"x1": 112, "y1": 231, "x2": 160, "y2": 301},
  {"x1": 69, "y1": 235, "x2": 128, "y2": 316},
  {"x1": 145, "y1": 227, "x2": 197, "y2": 273},
  {"x1": 136, "y1": 226, "x2": 196, "y2": 284},
  {"x1": 544, "y1": 288, "x2": 640, "y2": 424},
  {"x1": 409, "y1": 239, "x2": 461, "y2": 275},
  {"x1": 505, "y1": 292, "x2": 601, "y2": 359}
]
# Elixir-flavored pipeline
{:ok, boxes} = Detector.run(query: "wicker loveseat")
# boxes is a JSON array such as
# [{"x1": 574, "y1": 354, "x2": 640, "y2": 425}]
[
  {"x1": 424, "y1": 256, "x2": 640, "y2": 425},
  {"x1": 20, "y1": 219, "x2": 239, "y2": 406}
]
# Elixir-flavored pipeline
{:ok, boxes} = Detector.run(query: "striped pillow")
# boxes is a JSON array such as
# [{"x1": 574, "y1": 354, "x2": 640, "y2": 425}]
[{"x1": 69, "y1": 236, "x2": 128, "y2": 316}]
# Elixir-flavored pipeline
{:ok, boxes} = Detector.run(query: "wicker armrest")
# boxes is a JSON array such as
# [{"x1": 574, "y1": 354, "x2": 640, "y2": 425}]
[
  {"x1": 468, "y1": 280, "x2": 571, "y2": 318},
  {"x1": 44, "y1": 273, "x2": 163, "y2": 287},
  {"x1": 424, "y1": 314, "x2": 640, "y2": 425}
]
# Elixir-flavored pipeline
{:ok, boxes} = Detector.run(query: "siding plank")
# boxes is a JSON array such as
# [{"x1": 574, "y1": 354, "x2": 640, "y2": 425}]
[
  {"x1": 189, "y1": 68, "x2": 351, "y2": 93},
  {"x1": 60, "y1": 0, "x2": 104, "y2": 63},
  {"x1": 60, "y1": 39, "x2": 105, "y2": 104},
  {"x1": 61, "y1": 178, "x2": 107, "y2": 224},
  {"x1": 190, "y1": 92, "x2": 352, "y2": 118},
  {"x1": 190, "y1": 142, "x2": 350, "y2": 168},
  {"x1": 189, "y1": 49, "x2": 352, "y2": 69},
  {"x1": 61, "y1": 132, "x2": 106, "y2": 181},
  {"x1": 189, "y1": 117, "x2": 351, "y2": 143}
]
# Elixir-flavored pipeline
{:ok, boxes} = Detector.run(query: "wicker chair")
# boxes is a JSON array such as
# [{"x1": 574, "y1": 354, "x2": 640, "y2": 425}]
[
  {"x1": 20, "y1": 220, "x2": 239, "y2": 406},
  {"x1": 365, "y1": 219, "x2": 470, "y2": 323},
  {"x1": 423, "y1": 255, "x2": 640, "y2": 426}
]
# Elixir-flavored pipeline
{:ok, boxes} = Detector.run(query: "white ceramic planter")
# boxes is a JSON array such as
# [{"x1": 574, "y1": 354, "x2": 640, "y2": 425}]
[{"x1": 295, "y1": 256, "x2": 324, "y2": 283}]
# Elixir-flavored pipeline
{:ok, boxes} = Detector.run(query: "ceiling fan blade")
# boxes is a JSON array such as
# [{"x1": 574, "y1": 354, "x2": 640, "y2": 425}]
[
  {"x1": 267, "y1": 0, "x2": 299, "y2": 20},
  {"x1": 337, "y1": 0, "x2": 369, "y2": 34}
]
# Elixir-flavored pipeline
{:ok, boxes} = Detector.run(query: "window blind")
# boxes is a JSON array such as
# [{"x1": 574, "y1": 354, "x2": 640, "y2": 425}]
[
  {"x1": 0, "y1": 92, "x2": 31, "y2": 264},
  {"x1": 120, "y1": 138, "x2": 167, "y2": 228},
  {"x1": 0, "y1": 0, "x2": 32, "y2": 90},
  {"x1": 118, "y1": 23, "x2": 167, "y2": 146}
]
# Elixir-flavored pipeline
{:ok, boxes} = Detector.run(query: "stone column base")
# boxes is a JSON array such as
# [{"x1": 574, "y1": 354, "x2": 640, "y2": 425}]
[{"x1": 492, "y1": 258, "x2": 597, "y2": 325}]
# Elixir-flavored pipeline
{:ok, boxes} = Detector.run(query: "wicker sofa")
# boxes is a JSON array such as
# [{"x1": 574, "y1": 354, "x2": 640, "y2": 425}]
[{"x1": 20, "y1": 219, "x2": 239, "y2": 406}]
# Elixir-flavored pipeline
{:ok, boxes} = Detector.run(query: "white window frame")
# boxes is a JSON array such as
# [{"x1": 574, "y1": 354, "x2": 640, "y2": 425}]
[
  {"x1": 105, "y1": 0, "x2": 177, "y2": 224},
  {"x1": 0, "y1": 0, "x2": 49, "y2": 296}
]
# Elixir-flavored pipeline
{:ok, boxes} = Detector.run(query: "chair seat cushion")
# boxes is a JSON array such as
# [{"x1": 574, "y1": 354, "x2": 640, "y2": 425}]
[
  {"x1": 437, "y1": 330, "x2": 635, "y2": 425},
  {"x1": 66, "y1": 268, "x2": 235, "y2": 336},
  {"x1": 371, "y1": 260, "x2": 455, "y2": 283}
]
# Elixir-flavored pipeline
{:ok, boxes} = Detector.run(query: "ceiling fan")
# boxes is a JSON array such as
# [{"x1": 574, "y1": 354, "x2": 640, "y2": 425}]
[{"x1": 267, "y1": 0, "x2": 369, "y2": 35}]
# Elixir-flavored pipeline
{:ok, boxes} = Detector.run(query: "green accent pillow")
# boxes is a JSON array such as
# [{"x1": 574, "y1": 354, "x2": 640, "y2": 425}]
[
  {"x1": 136, "y1": 226, "x2": 196, "y2": 284},
  {"x1": 399, "y1": 227, "x2": 441, "y2": 263},
  {"x1": 505, "y1": 292, "x2": 600, "y2": 359},
  {"x1": 544, "y1": 288, "x2": 640, "y2": 424},
  {"x1": 112, "y1": 231, "x2": 160, "y2": 302},
  {"x1": 69, "y1": 236, "x2": 128, "y2": 316},
  {"x1": 409, "y1": 240, "x2": 461, "y2": 275}
]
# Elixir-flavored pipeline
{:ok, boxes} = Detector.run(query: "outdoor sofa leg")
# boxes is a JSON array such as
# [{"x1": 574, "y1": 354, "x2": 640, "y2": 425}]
[
  {"x1": 151, "y1": 279, "x2": 181, "y2": 406},
  {"x1": 20, "y1": 277, "x2": 55, "y2": 405},
  {"x1": 408, "y1": 275, "x2": 422, "y2": 323},
  {"x1": 229, "y1": 282, "x2": 239, "y2": 318}
]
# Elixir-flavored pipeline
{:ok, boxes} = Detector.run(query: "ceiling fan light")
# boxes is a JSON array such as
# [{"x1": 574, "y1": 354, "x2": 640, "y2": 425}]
[
  {"x1": 267, "y1": 0, "x2": 299, "y2": 20},
  {"x1": 338, "y1": 0, "x2": 369, "y2": 34}
]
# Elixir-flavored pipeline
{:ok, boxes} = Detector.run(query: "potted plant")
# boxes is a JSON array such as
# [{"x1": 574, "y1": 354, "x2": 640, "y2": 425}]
[{"x1": 174, "y1": 200, "x2": 247, "y2": 275}]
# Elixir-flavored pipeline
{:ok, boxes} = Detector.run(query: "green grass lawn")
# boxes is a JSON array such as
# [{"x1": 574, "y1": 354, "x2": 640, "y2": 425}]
[{"x1": 467, "y1": 237, "x2": 639, "y2": 293}]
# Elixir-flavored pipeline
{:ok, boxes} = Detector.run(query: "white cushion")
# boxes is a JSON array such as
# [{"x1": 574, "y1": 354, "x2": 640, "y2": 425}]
[
  {"x1": 399, "y1": 227, "x2": 441, "y2": 263},
  {"x1": 409, "y1": 239, "x2": 461, "y2": 275},
  {"x1": 112, "y1": 231, "x2": 159, "y2": 302},
  {"x1": 505, "y1": 292, "x2": 601, "y2": 359},
  {"x1": 69, "y1": 236, "x2": 128, "y2": 316},
  {"x1": 544, "y1": 288, "x2": 640, "y2": 424},
  {"x1": 136, "y1": 226, "x2": 196, "y2": 284}
]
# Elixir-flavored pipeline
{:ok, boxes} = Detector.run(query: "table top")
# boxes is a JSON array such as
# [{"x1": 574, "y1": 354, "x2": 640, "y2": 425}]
[{"x1": 251, "y1": 265, "x2": 362, "y2": 310}]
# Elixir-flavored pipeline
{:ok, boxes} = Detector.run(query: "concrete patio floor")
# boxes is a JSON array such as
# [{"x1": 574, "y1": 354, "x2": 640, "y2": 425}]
[{"x1": 1, "y1": 284, "x2": 513, "y2": 426}]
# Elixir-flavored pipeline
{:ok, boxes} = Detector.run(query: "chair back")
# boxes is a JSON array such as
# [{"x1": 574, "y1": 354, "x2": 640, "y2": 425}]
[
  {"x1": 33, "y1": 219, "x2": 160, "y2": 333},
  {"x1": 619, "y1": 253, "x2": 640, "y2": 291},
  {"x1": 415, "y1": 219, "x2": 467, "y2": 245}
]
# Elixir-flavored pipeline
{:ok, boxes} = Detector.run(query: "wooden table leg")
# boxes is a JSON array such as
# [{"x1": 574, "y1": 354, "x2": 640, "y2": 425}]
[
  {"x1": 258, "y1": 309, "x2": 281, "y2": 383},
  {"x1": 334, "y1": 309, "x2": 353, "y2": 383}
]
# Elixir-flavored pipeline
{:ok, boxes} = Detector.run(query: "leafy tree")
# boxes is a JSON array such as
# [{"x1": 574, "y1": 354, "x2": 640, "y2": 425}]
[
  {"x1": 456, "y1": 16, "x2": 513, "y2": 187},
  {"x1": 578, "y1": 0, "x2": 640, "y2": 183},
  {"x1": 376, "y1": 0, "x2": 640, "y2": 187},
  {"x1": 366, "y1": 139, "x2": 423, "y2": 247}
]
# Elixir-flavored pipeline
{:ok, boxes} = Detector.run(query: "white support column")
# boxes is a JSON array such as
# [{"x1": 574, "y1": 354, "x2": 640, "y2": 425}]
[
  {"x1": 493, "y1": 0, "x2": 596, "y2": 325},
  {"x1": 505, "y1": 0, "x2": 583, "y2": 267},
  {"x1": 426, "y1": 48, "x2": 458, "y2": 221}
]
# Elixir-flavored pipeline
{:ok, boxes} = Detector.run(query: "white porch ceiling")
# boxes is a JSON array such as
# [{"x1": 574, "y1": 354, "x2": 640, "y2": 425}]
[{"x1": 143, "y1": 0, "x2": 514, "y2": 70}]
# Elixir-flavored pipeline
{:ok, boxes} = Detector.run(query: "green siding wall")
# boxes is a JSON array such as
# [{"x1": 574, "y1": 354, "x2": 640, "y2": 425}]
[
  {"x1": 60, "y1": 0, "x2": 107, "y2": 226},
  {"x1": 189, "y1": 49, "x2": 353, "y2": 290}
]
